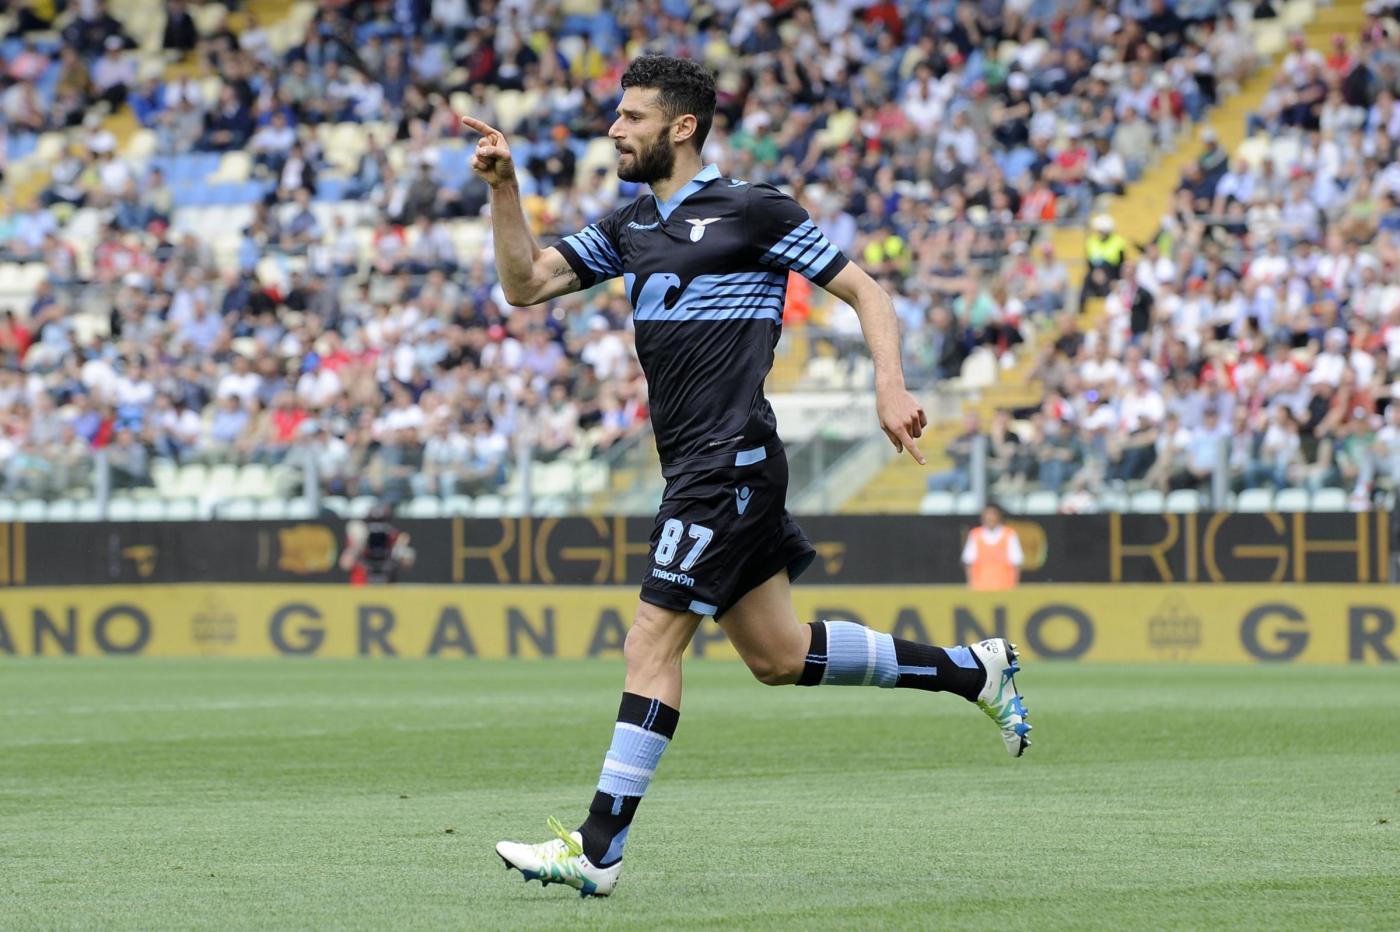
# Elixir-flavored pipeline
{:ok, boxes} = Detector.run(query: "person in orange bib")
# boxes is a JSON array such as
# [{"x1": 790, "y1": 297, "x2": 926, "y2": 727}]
[{"x1": 962, "y1": 502, "x2": 1023, "y2": 590}]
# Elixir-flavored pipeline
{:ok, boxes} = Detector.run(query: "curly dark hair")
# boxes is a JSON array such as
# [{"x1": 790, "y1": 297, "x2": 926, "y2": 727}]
[{"x1": 620, "y1": 55, "x2": 717, "y2": 152}]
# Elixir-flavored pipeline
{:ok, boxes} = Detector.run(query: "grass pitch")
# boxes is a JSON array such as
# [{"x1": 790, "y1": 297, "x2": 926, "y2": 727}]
[{"x1": 2, "y1": 660, "x2": 1397, "y2": 930}]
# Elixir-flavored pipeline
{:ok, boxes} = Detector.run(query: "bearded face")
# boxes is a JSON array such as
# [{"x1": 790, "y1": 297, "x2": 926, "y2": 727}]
[{"x1": 616, "y1": 126, "x2": 677, "y2": 185}]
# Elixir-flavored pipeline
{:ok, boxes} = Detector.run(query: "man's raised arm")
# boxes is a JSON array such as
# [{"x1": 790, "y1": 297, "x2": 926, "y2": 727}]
[{"x1": 462, "y1": 115, "x2": 581, "y2": 307}]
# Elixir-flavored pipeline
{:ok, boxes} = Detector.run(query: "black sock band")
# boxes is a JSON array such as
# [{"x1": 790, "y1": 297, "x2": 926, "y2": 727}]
[
  {"x1": 891, "y1": 640, "x2": 985, "y2": 701},
  {"x1": 615, "y1": 691, "x2": 679, "y2": 739},
  {"x1": 797, "y1": 621, "x2": 828, "y2": 686}
]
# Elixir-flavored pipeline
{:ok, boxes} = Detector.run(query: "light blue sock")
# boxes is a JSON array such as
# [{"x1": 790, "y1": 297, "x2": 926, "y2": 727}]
[{"x1": 819, "y1": 620, "x2": 899, "y2": 687}]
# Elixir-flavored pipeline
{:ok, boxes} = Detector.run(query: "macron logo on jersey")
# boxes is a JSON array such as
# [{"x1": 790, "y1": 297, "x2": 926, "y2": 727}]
[
  {"x1": 735, "y1": 486, "x2": 753, "y2": 515},
  {"x1": 686, "y1": 217, "x2": 722, "y2": 242},
  {"x1": 628, "y1": 220, "x2": 660, "y2": 230}
]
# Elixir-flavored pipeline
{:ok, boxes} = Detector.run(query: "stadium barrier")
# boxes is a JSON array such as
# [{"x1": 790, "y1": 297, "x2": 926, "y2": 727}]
[
  {"x1": 0, "y1": 584, "x2": 1394, "y2": 663},
  {"x1": 0, "y1": 511, "x2": 1395, "y2": 586}
]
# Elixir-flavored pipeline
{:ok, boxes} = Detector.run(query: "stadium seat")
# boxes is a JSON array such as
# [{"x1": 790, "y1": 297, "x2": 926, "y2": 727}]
[
  {"x1": 575, "y1": 462, "x2": 609, "y2": 495},
  {"x1": 1022, "y1": 490, "x2": 1059, "y2": 515},
  {"x1": 1252, "y1": 20, "x2": 1286, "y2": 56},
  {"x1": 171, "y1": 465, "x2": 209, "y2": 500},
  {"x1": 442, "y1": 495, "x2": 474, "y2": 517},
  {"x1": 953, "y1": 492, "x2": 980, "y2": 515},
  {"x1": 534, "y1": 496, "x2": 570, "y2": 516},
  {"x1": 165, "y1": 499, "x2": 198, "y2": 521},
  {"x1": 211, "y1": 151, "x2": 252, "y2": 183},
  {"x1": 1281, "y1": 0, "x2": 1315, "y2": 29},
  {"x1": 256, "y1": 499, "x2": 289, "y2": 520},
  {"x1": 45, "y1": 499, "x2": 77, "y2": 522},
  {"x1": 1164, "y1": 489, "x2": 1202, "y2": 513},
  {"x1": 208, "y1": 463, "x2": 238, "y2": 493},
  {"x1": 232, "y1": 465, "x2": 274, "y2": 499},
  {"x1": 320, "y1": 496, "x2": 348, "y2": 517},
  {"x1": 74, "y1": 500, "x2": 102, "y2": 521},
  {"x1": 133, "y1": 499, "x2": 167, "y2": 521},
  {"x1": 16, "y1": 499, "x2": 47, "y2": 522},
  {"x1": 1130, "y1": 490, "x2": 1166, "y2": 513},
  {"x1": 1096, "y1": 490, "x2": 1128, "y2": 513},
  {"x1": 0, "y1": 501, "x2": 15, "y2": 521},
  {"x1": 219, "y1": 499, "x2": 258, "y2": 520},
  {"x1": 960, "y1": 349, "x2": 998, "y2": 389},
  {"x1": 106, "y1": 498, "x2": 138, "y2": 521},
  {"x1": 286, "y1": 498, "x2": 317, "y2": 520},
  {"x1": 992, "y1": 492, "x2": 1025, "y2": 514},
  {"x1": 492, "y1": 90, "x2": 530, "y2": 133},
  {"x1": 402, "y1": 496, "x2": 443, "y2": 519},
  {"x1": 532, "y1": 462, "x2": 576, "y2": 497},
  {"x1": 1310, "y1": 488, "x2": 1347, "y2": 512},
  {"x1": 1274, "y1": 488, "x2": 1310, "y2": 512},
  {"x1": 920, "y1": 491, "x2": 955, "y2": 515},
  {"x1": 346, "y1": 496, "x2": 378, "y2": 519},
  {"x1": 1235, "y1": 488, "x2": 1273, "y2": 512},
  {"x1": 473, "y1": 495, "x2": 505, "y2": 517}
]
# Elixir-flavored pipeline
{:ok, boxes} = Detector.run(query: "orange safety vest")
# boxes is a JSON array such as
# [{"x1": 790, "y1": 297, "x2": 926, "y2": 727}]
[{"x1": 968, "y1": 527, "x2": 1019, "y2": 591}]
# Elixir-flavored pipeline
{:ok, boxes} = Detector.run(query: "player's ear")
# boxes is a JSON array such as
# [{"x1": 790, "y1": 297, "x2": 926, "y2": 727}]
[{"x1": 671, "y1": 113, "x2": 697, "y2": 147}]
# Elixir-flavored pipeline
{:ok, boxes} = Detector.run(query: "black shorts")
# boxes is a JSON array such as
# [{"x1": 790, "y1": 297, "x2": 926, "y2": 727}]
[{"x1": 639, "y1": 446, "x2": 816, "y2": 619}]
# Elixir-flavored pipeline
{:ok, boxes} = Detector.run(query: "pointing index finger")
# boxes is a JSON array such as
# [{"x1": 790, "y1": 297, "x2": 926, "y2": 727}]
[
  {"x1": 900, "y1": 430, "x2": 926, "y2": 466},
  {"x1": 459, "y1": 115, "x2": 500, "y2": 138}
]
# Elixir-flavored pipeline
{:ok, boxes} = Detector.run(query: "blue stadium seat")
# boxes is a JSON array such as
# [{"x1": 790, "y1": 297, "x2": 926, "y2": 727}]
[
  {"x1": 5, "y1": 133, "x2": 38, "y2": 161},
  {"x1": 315, "y1": 178, "x2": 348, "y2": 201},
  {"x1": 236, "y1": 181, "x2": 268, "y2": 203}
]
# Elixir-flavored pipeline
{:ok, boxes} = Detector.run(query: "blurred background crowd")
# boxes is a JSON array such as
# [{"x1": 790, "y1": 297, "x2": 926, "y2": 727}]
[{"x1": 0, "y1": 0, "x2": 1395, "y2": 515}]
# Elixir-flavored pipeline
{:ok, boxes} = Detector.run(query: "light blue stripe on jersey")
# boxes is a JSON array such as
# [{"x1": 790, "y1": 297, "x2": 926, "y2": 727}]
[
  {"x1": 637, "y1": 304, "x2": 783, "y2": 323},
  {"x1": 627, "y1": 270, "x2": 788, "y2": 323},
  {"x1": 560, "y1": 223, "x2": 622, "y2": 279},
  {"x1": 821, "y1": 620, "x2": 899, "y2": 688},
  {"x1": 760, "y1": 220, "x2": 841, "y2": 279}
]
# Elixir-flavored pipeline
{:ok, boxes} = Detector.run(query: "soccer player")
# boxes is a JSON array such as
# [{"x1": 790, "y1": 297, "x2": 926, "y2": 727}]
[{"x1": 464, "y1": 55, "x2": 1030, "y2": 898}]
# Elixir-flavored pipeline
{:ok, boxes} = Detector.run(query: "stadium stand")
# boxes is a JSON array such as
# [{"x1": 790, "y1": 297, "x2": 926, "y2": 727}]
[
  {"x1": 0, "y1": 0, "x2": 1395, "y2": 520},
  {"x1": 844, "y1": 0, "x2": 1400, "y2": 515}
]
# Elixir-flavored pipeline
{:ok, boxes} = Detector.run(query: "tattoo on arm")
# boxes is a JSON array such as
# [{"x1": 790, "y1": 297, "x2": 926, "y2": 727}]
[{"x1": 551, "y1": 264, "x2": 579, "y2": 286}]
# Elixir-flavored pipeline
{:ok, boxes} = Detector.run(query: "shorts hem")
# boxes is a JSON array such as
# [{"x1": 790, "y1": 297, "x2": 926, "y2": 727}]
[
  {"x1": 713, "y1": 544, "x2": 816, "y2": 620},
  {"x1": 639, "y1": 588, "x2": 709, "y2": 617}
]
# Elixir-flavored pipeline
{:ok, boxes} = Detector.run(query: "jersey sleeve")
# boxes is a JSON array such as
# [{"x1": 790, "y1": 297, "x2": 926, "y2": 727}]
[
  {"x1": 749, "y1": 184, "x2": 850, "y2": 286},
  {"x1": 553, "y1": 211, "x2": 624, "y2": 288}
]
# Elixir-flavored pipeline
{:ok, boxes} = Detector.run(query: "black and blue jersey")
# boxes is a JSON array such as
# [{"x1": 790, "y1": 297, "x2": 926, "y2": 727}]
[{"x1": 553, "y1": 164, "x2": 849, "y2": 477}]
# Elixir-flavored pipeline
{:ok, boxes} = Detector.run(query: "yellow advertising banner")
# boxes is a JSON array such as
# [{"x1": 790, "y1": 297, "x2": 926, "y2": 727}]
[{"x1": 0, "y1": 584, "x2": 1396, "y2": 663}]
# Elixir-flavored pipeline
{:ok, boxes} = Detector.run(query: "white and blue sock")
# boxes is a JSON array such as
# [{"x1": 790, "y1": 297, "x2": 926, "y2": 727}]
[
  {"x1": 578, "y1": 692, "x2": 678, "y2": 867},
  {"x1": 797, "y1": 620, "x2": 984, "y2": 700}
]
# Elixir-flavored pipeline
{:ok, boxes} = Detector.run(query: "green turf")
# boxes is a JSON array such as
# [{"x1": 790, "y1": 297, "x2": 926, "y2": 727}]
[{"x1": 1, "y1": 660, "x2": 1397, "y2": 930}]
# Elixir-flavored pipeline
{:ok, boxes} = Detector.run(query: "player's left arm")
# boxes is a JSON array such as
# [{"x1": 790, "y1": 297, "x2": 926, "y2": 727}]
[{"x1": 821, "y1": 263, "x2": 927, "y2": 465}]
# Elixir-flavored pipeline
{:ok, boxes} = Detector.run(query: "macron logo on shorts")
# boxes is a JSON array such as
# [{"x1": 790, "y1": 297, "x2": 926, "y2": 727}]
[
  {"x1": 651, "y1": 567, "x2": 696, "y2": 586},
  {"x1": 735, "y1": 486, "x2": 753, "y2": 515}
]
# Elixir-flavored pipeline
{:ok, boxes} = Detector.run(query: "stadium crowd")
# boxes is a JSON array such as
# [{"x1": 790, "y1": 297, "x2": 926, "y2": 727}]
[
  {"x1": 0, "y1": 0, "x2": 1323, "y2": 508},
  {"x1": 929, "y1": 21, "x2": 1400, "y2": 508}
]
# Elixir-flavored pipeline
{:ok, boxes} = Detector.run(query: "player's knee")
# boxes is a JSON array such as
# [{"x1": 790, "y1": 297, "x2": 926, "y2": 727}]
[{"x1": 745, "y1": 652, "x2": 803, "y2": 686}]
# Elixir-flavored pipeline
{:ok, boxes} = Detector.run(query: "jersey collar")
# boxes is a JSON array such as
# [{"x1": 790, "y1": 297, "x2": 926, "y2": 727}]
[{"x1": 653, "y1": 163, "x2": 721, "y2": 221}]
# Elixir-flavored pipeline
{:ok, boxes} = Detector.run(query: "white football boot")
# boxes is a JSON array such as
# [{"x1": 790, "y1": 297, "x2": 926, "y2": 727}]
[
  {"x1": 969, "y1": 638, "x2": 1031, "y2": 757},
  {"x1": 495, "y1": 817, "x2": 621, "y2": 897}
]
